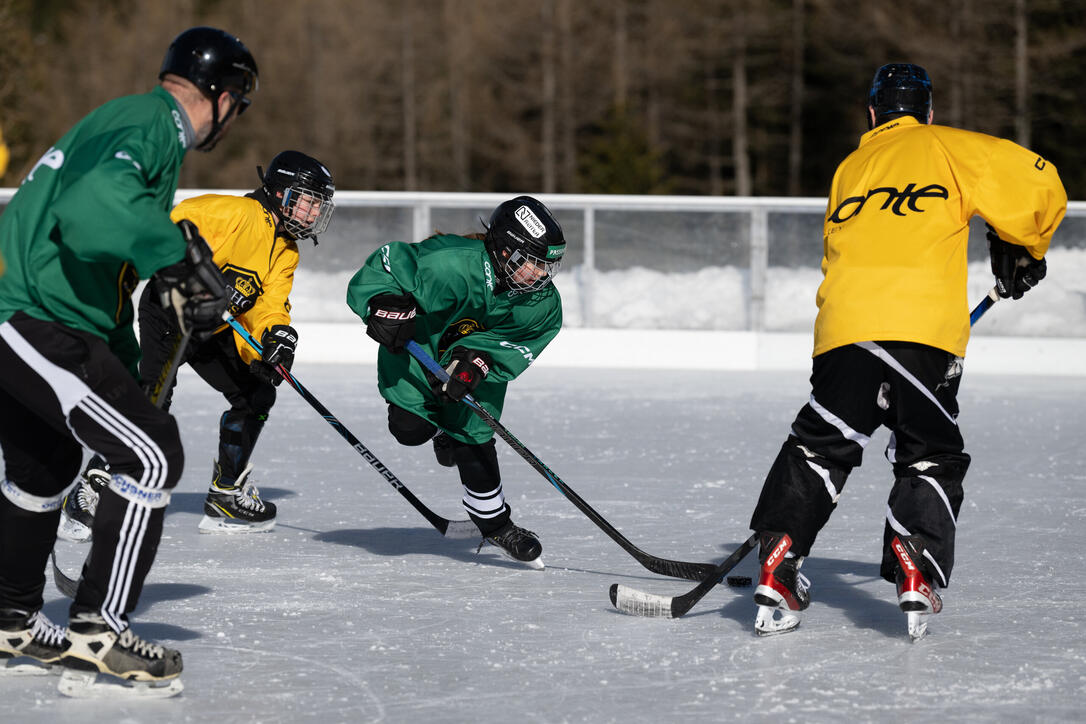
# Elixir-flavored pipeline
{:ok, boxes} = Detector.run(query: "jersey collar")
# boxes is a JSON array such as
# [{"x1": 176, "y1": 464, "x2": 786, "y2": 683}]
[{"x1": 859, "y1": 114, "x2": 921, "y2": 146}]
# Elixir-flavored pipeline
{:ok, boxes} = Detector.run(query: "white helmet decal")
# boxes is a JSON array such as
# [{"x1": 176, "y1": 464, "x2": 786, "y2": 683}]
[{"x1": 514, "y1": 205, "x2": 547, "y2": 238}]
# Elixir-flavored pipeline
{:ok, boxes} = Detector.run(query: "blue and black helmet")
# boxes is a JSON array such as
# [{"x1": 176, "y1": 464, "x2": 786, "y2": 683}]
[{"x1": 868, "y1": 63, "x2": 932, "y2": 127}]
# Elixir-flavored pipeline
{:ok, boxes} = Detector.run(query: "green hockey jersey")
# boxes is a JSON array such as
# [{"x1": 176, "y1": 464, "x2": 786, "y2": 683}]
[
  {"x1": 346, "y1": 234, "x2": 563, "y2": 444},
  {"x1": 0, "y1": 86, "x2": 189, "y2": 373}
]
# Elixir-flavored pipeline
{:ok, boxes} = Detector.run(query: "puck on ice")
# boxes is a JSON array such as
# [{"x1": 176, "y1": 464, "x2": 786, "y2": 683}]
[{"x1": 726, "y1": 576, "x2": 752, "y2": 587}]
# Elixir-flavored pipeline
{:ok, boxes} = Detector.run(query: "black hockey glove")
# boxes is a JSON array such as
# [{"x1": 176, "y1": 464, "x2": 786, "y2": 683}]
[
  {"x1": 249, "y1": 324, "x2": 298, "y2": 386},
  {"x1": 987, "y1": 224, "x2": 1047, "y2": 300},
  {"x1": 154, "y1": 220, "x2": 228, "y2": 339},
  {"x1": 365, "y1": 292, "x2": 417, "y2": 353},
  {"x1": 437, "y1": 347, "x2": 492, "y2": 403}
]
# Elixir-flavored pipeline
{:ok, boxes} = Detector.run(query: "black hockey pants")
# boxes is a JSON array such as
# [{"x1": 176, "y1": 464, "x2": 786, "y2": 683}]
[
  {"x1": 139, "y1": 284, "x2": 276, "y2": 486},
  {"x1": 749, "y1": 341, "x2": 970, "y2": 586},
  {"x1": 387, "y1": 404, "x2": 509, "y2": 533},
  {"x1": 0, "y1": 314, "x2": 183, "y2": 630}
]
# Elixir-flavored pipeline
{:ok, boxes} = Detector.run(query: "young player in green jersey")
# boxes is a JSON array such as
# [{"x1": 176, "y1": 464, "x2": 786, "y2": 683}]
[{"x1": 347, "y1": 196, "x2": 565, "y2": 569}]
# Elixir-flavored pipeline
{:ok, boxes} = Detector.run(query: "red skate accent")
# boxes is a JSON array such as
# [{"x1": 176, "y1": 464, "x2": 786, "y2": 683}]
[
  {"x1": 755, "y1": 534, "x2": 804, "y2": 610},
  {"x1": 891, "y1": 536, "x2": 942, "y2": 614}
]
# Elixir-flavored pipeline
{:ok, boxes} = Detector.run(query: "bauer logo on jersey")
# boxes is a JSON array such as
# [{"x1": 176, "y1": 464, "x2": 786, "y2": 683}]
[
  {"x1": 827, "y1": 183, "x2": 949, "y2": 224},
  {"x1": 514, "y1": 205, "x2": 547, "y2": 238}
]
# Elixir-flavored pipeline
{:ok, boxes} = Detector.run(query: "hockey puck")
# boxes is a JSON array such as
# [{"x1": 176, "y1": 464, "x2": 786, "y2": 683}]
[{"x1": 725, "y1": 575, "x2": 752, "y2": 588}]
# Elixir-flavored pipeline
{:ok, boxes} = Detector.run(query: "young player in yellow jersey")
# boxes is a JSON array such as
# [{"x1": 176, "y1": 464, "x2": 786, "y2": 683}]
[
  {"x1": 746, "y1": 64, "x2": 1066, "y2": 641},
  {"x1": 60, "y1": 150, "x2": 334, "y2": 538}
]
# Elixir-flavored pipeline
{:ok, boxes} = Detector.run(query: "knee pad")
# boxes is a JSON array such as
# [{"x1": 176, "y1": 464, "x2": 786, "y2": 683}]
[
  {"x1": 0, "y1": 478, "x2": 66, "y2": 512},
  {"x1": 387, "y1": 405, "x2": 437, "y2": 446},
  {"x1": 107, "y1": 473, "x2": 172, "y2": 509}
]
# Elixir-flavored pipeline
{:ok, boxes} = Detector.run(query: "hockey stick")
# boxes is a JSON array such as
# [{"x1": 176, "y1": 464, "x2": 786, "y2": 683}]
[
  {"x1": 607, "y1": 288, "x2": 1003, "y2": 618},
  {"x1": 50, "y1": 550, "x2": 79, "y2": 598},
  {"x1": 610, "y1": 534, "x2": 758, "y2": 618},
  {"x1": 404, "y1": 340, "x2": 719, "y2": 581},
  {"x1": 225, "y1": 317, "x2": 477, "y2": 539},
  {"x1": 970, "y1": 287, "x2": 999, "y2": 326},
  {"x1": 147, "y1": 328, "x2": 193, "y2": 408}
]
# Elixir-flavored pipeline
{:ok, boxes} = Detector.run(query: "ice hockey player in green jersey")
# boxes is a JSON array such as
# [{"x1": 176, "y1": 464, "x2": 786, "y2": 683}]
[
  {"x1": 347, "y1": 196, "x2": 565, "y2": 569},
  {"x1": 0, "y1": 26, "x2": 257, "y2": 697}
]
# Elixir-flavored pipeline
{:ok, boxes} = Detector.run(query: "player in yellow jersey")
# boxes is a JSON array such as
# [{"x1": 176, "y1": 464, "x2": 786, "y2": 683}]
[
  {"x1": 60, "y1": 150, "x2": 334, "y2": 538},
  {"x1": 745, "y1": 64, "x2": 1066, "y2": 641}
]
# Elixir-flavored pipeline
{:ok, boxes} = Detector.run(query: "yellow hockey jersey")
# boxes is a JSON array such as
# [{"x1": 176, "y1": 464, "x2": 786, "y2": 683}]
[
  {"x1": 815, "y1": 116, "x2": 1066, "y2": 358},
  {"x1": 170, "y1": 194, "x2": 299, "y2": 365}
]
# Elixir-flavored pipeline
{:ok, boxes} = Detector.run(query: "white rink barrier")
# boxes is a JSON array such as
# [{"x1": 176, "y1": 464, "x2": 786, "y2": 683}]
[{"x1": 294, "y1": 323, "x2": 1086, "y2": 376}]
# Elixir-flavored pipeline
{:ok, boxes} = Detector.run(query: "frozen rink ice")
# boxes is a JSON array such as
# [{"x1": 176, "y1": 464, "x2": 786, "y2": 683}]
[{"x1": 3, "y1": 362, "x2": 1086, "y2": 722}]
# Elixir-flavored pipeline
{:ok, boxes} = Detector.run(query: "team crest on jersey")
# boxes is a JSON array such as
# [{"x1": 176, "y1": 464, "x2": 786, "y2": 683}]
[
  {"x1": 438, "y1": 318, "x2": 485, "y2": 352},
  {"x1": 221, "y1": 264, "x2": 263, "y2": 316}
]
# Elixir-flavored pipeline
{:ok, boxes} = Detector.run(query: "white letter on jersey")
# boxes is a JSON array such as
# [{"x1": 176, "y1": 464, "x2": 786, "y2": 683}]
[
  {"x1": 26, "y1": 147, "x2": 64, "y2": 183},
  {"x1": 499, "y1": 340, "x2": 535, "y2": 364},
  {"x1": 114, "y1": 150, "x2": 142, "y2": 171}
]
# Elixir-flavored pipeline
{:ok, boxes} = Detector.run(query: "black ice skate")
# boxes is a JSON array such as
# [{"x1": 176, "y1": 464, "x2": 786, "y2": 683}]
[
  {"x1": 891, "y1": 535, "x2": 943, "y2": 642},
  {"x1": 432, "y1": 432, "x2": 456, "y2": 467},
  {"x1": 753, "y1": 532, "x2": 810, "y2": 636},
  {"x1": 198, "y1": 462, "x2": 277, "y2": 533},
  {"x1": 0, "y1": 608, "x2": 69, "y2": 675},
  {"x1": 480, "y1": 522, "x2": 544, "y2": 570},
  {"x1": 57, "y1": 467, "x2": 109, "y2": 543},
  {"x1": 59, "y1": 612, "x2": 182, "y2": 698}
]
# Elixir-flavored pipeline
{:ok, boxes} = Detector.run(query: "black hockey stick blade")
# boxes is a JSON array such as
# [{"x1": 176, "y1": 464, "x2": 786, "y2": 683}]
[
  {"x1": 405, "y1": 340, "x2": 719, "y2": 581},
  {"x1": 609, "y1": 533, "x2": 758, "y2": 618},
  {"x1": 51, "y1": 550, "x2": 81, "y2": 599}
]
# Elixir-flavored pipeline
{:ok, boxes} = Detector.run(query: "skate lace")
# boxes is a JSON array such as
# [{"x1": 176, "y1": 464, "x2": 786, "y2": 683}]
[
  {"x1": 232, "y1": 481, "x2": 266, "y2": 513},
  {"x1": 477, "y1": 525, "x2": 538, "y2": 553},
  {"x1": 117, "y1": 628, "x2": 164, "y2": 659},
  {"x1": 76, "y1": 480, "x2": 100, "y2": 514},
  {"x1": 29, "y1": 611, "x2": 67, "y2": 648}
]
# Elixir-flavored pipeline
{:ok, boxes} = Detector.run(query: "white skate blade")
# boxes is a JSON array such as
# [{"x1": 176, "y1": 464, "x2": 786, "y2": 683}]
[
  {"x1": 611, "y1": 584, "x2": 674, "y2": 618},
  {"x1": 906, "y1": 611, "x2": 930, "y2": 642},
  {"x1": 57, "y1": 515, "x2": 92, "y2": 543},
  {"x1": 198, "y1": 515, "x2": 275, "y2": 534},
  {"x1": 754, "y1": 604, "x2": 802, "y2": 636},
  {"x1": 58, "y1": 669, "x2": 183, "y2": 699},
  {"x1": 2, "y1": 658, "x2": 57, "y2": 676}
]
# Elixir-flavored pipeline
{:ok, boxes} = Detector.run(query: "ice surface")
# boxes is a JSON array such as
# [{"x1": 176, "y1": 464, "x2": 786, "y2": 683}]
[{"x1": 3, "y1": 364, "x2": 1086, "y2": 722}]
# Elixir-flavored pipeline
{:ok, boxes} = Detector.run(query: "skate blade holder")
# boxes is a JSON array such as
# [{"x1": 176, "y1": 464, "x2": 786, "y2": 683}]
[
  {"x1": 1, "y1": 658, "x2": 58, "y2": 677},
  {"x1": 906, "y1": 611, "x2": 930, "y2": 643},
  {"x1": 58, "y1": 669, "x2": 184, "y2": 699},
  {"x1": 754, "y1": 603, "x2": 802, "y2": 636}
]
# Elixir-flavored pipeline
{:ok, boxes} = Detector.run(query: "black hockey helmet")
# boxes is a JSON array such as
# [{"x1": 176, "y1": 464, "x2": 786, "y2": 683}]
[
  {"x1": 257, "y1": 151, "x2": 336, "y2": 243},
  {"x1": 159, "y1": 27, "x2": 259, "y2": 150},
  {"x1": 484, "y1": 196, "x2": 565, "y2": 294},
  {"x1": 868, "y1": 63, "x2": 932, "y2": 128}
]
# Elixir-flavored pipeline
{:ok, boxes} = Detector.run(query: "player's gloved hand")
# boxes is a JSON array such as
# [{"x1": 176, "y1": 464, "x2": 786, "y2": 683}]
[
  {"x1": 249, "y1": 324, "x2": 297, "y2": 386},
  {"x1": 987, "y1": 224, "x2": 1047, "y2": 300},
  {"x1": 155, "y1": 219, "x2": 228, "y2": 338},
  {"x1": 365, "y1": 292, "x2": 417, "y2": 352},
  {"x1": 437, "y1": 347, "x2": 492, "y2": 403}
]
